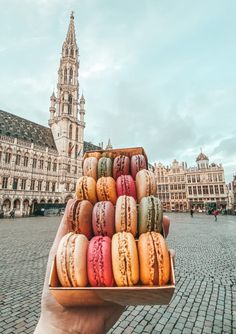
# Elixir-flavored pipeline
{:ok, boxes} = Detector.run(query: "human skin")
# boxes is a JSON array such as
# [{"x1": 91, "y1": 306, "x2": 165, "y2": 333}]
[{"x1": 34, "y1": 213, "x2": 172, "y2": 334}]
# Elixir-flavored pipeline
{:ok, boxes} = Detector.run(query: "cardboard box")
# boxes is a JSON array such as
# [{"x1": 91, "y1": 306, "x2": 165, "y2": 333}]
[
  {"x1": 83, "y1": 146, "x2": 148, "y2": 165},
  {"x1": 49, "y1": 251, "x2": 175, "y2": 307}
]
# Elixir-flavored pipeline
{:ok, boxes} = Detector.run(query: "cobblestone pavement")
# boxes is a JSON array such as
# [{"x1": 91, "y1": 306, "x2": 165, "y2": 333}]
[{"x1": 0, "y1": 213, "x2": 235, "y2": 334}]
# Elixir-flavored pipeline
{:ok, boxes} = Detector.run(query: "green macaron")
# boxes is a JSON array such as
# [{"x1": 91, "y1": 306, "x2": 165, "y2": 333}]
[
  {"x1": 138, "y1": 195, "x2": 163, "y2": 236},
  {"x1": 98, "y1": 157, "x2": 112, "y2": 179}
]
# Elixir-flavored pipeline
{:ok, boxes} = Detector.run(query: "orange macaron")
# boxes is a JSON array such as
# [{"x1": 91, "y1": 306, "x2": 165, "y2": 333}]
[
  {"x1": 96, "y1": 177, "x2": 117, "y2": 205},
  {"x1": 75, "y1": 176, "x2": 97, "y2": 204},
  {"x1": 112, "y1": 232, "x2": 139, "y2": 286},
  {"x1": 138, "y1": 232, "x2": 170, "y2": 286}
]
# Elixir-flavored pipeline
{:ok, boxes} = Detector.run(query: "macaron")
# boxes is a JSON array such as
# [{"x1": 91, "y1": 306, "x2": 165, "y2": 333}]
[
  {"x1": 131, "y1": 154, "x2": 147, "y2": 179},
  {"x1": 87, "y1": 236, "x2": 114, "y2": 287},
  {"x1": 138, "y1": 232, "x2": 170, "y2": 286},
  {"x1": 115, "y1": 195, "x2": 137, "y2": 237},
  {"x1": 56, "y1": 232, "x2": 89, "y2": 287},
  {"x1": 112, "y1": 232, "x2": 139, "y2": 287},
  {"x1": 136, "y1": 169, "x2": 157, "y2": 203},
  {"x1": 92, "y1": 201, "x2": 115, "y2": 238},
  {"x1": 113, "y1": 155, "x2": 130, "y2": 180},
  {"x1": 138, "y1": 196, "x2": 163, "y2": 236},
  {"x1": 75, "y1": 176, "x2": 97, "y2": 204},
  {"x1": 83, "y1": 157, "x2": 98, "y2": 180},
  {"x1": 64, "y1": 198, "x2": 93, "y2": 239},
  {"x1": 96, "y1": 177, "x2": 117, "y2": 205},
  {"x1": 116, "y1": 175, "x2": 137, "y2": 200},
  {"x1": 98, "y1": 157, "x2": 113, "y2": 179}
]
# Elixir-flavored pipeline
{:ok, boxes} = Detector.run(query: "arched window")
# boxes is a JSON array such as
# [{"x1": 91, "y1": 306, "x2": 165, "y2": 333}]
[
  {"x1": 47, "y1": 158, "x2": 51, "y2": 171},
  {"x1": 69, "y1": 124, "x2": 73, "y2": 139},
  {"x1": 53, "y1": 160, "x2": 57, "y2": 172},
  {"x1": 16, "y1": 151, "x2": 22, "y2": 166},
  {"x1": 68, "y1": 94, "x2": 72, "y2": 115},
  {"x1": 64, "y1": 68, "x2": 67, "y2": 84},
  {"x1": 75, "y1": 144, "x2": 78, "y2": 159},
  {"x1": 65, "y1": 48, "x2": 68, "y2": 56},
  {"x1": 69, "y1": 68, "x2": 73, "y2": 84},
  {"x1": 39, "y1": 156, "x2": 44, "y2": 169},
  {"x1": 75, "y1": 127, "x2": 78, "y2": 141},
  {"x1": 71, "y1": 48, "x2": 74, "y2": 56},
  {"x1": 33, "y1": 155, "x2": 37, "y2": 168},
  {"x1": 23, "y1": 152, "x2": 29, "y2": 167},
  {"x1": 5, "y1": 149, "x2": 12, "y2": 164},
  {"x1": 68, "y1": 142, "x2": 72, "y2": 158}
]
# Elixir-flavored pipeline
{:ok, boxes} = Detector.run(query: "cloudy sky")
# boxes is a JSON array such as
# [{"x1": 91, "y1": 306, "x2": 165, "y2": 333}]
[{"x1": 0, "y1": 0, "x2": 236, "y2": 181}]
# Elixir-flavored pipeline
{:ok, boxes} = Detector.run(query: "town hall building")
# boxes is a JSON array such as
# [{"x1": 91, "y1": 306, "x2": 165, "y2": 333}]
[{"x1": 0, "y1": 13, "x2": 101, "y2": 216}]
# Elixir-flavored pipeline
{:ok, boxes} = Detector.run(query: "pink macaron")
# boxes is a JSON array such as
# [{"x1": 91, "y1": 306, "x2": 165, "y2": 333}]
[
  {"x1": 113, "y1": 155, "x2": 130, "y2": 180},
  {"x1": 131, "y1": 154, "x2": 147, "y2": 179},
  {"x1": 92, "y1": 201, "x2": 115, "y2": 238},
  {"x1": 116, "y1": 175, "x2": 137, "y2": 200},
  {"x1": 87, "y1": 236, "x2": 114, "y2": 287}
]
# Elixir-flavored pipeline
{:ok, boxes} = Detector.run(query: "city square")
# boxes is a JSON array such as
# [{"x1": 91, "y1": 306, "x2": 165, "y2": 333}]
[
  {"x1": 0, "y1": 213, "x2": 235, "y2": 334},
  {"x1": 0, "y1": 3, "x2": 236, "y2": 334}
]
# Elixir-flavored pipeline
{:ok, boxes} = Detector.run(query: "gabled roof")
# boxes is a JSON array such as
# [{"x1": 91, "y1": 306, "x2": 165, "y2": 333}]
[
  {"x1": 196, "y1": 152, "x2": 209, "y2": 162},
  {"x1": 0, "y1": 109, "x2": 57, "y2": 150},
  {"x1": 83, "y1": 141, "x2": 102, "y2": 153},
  {"x1": 0, "y1": 109, "x2": 102, "y2": 154}
]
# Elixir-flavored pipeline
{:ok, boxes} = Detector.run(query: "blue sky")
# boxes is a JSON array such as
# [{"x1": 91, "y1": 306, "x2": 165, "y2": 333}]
[{"x1": 0, "y1": 0, "x2": 236, "y2": 181}]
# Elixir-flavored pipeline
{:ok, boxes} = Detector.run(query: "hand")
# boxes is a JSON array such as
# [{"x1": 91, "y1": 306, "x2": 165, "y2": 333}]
[
  {"x1": 34, "y1": 215, "x2": 125, "y2": 334},
  {"x1": 34, "y1": 205, "x2": 171, "y2": 334}
]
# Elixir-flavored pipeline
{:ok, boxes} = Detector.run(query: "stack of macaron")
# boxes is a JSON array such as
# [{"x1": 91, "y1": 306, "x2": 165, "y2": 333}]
[{"x1": 56, "y1": 149, "x2": 171, "y2": 288}]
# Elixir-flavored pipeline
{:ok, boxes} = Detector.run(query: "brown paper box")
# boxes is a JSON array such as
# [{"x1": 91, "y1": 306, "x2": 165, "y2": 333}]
[
  {"x1": 83, "y1": 146, "x2": 148, "y2": 165},
  {"x1": 49, "y1": 251, "x2": 175, "y2": 307}
]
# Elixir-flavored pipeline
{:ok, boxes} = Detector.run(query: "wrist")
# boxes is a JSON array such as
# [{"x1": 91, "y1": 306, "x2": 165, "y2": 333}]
[{"x1": 34, "y1": 315, "x2": 72, "y2": 334}]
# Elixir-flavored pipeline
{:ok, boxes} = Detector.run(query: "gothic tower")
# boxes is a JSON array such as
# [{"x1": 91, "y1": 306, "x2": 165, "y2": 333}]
[{"x1": 49, "y1": 12, "x2": 85, "y2": 193}]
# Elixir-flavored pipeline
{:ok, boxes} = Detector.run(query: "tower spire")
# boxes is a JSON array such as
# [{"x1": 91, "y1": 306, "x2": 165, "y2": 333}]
[
  {"x1": 65, "y1": 11, "x2": 77, "y2": 45},
  {"x1": 49, "y1": 12, "x2": 85, "y2": 160}
]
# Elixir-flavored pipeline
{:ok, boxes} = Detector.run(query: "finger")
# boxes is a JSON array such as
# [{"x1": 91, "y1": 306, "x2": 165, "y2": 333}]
[
  {"x1": 49, "y1": 199, "x2": 74, "y2": 260},
  {"x1": 163, "y1": 215, "x2": 170, "y2": 238},
  {"x1": 169, "y1": 248, "x2": 176, "y2": 268},
  {"x1": 43, "y1": 201, "x2": 73, "y2": 291}
]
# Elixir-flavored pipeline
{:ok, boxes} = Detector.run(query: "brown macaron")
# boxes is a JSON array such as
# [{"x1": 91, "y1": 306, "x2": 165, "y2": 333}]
[
  {"x1": 138, "y1": 232, "x2": 170, "y2": 286},
  {"x1": 96, "y1": 177, "x2": 117, "y2": 205},
  {"x1": 64, "y1": 198, "x2": 93, "y2": 239},
  {"x1": 56, "y1": 232, "x2": 89, "y2": 287},
  {"x1": 75, "y1": 176, "x2": 97, "y2": 204},
  {"x1": 136, "y1": 169, "x2": 157, "y2": 203},
  {"x1": 115, "y1": 195, "x2": 137, "y2": 237},
  {"x1": 112, "y1": 232, "x2": 139, "y2": 286}
]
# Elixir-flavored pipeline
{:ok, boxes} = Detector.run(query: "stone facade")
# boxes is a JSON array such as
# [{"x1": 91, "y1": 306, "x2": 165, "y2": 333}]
[
  {"x1": 154, "y1": 152, "x2": 228, "y2": 212},
  {"x1": 0, "y1": 13, "x2": 100, "y2": 217},
  {"x1": 154, "y1": 160, "x2": 188, "y2": 212},
  {"x1": 228, "y1": 175, "x2": 236, "y2": 212}
]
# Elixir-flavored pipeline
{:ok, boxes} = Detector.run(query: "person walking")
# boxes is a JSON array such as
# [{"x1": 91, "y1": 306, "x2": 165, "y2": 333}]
[
  {"x1": 213, "y1": 210, "x2": 219, "y2": 221},
  {"x1": 190, "y1": 208, "x2": 194, "y2": 218},
  {"x1": 10, "y1": 209, "x2": 15, "y2": 218}
]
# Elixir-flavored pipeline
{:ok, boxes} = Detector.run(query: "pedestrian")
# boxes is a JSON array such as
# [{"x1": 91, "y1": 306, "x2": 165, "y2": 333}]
[
  {"x1": 213, "y1": 210, "x2": 219, "y2": 221},
  {"x1": 10, "y1": 209, "x2": 15, "y2": 218},
  {"x1": 190, "y1": 208, "x2": 194, "y2": 218}
]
